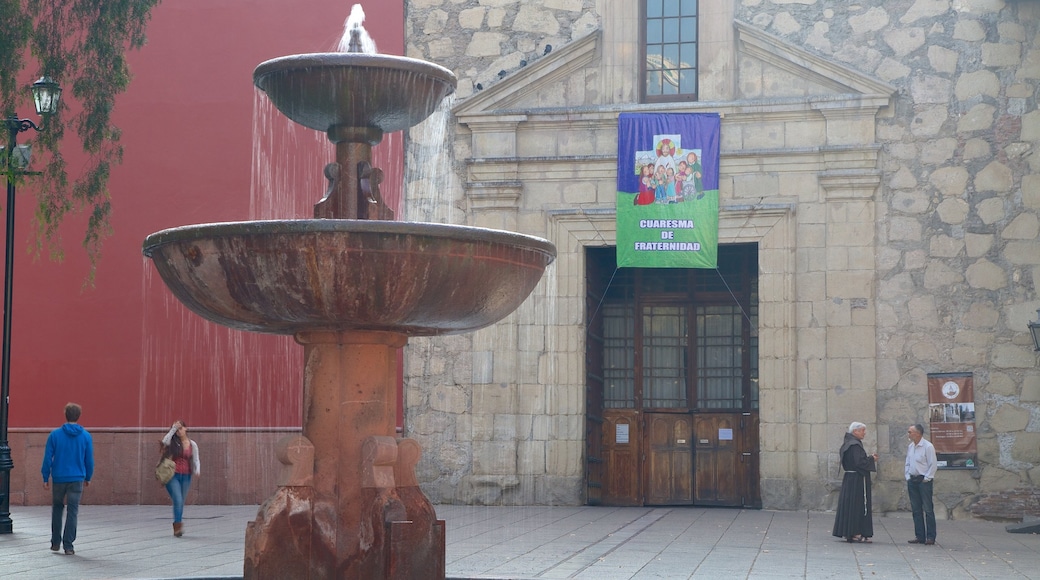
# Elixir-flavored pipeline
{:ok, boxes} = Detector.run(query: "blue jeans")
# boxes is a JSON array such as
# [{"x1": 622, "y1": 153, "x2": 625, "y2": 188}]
[
  {"x1": 165, "y1": 473, "x2": 192, "y2": 523},
  {"x1": 51, "y1": 481, "x2": 83, "y2": 550},
  {"x1": 907, "y1": 477, "x2": 936, "y2": 541}
]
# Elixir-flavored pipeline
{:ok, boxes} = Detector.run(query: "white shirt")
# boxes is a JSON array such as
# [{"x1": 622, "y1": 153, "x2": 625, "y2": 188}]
[{"x1": 905, "y1": 437, "x2": 937, "y2": 482}]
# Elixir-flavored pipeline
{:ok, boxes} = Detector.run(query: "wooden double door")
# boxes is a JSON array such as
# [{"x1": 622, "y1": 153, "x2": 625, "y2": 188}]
[
  {"x1": 597, "y1": 410, "x2": 759, "y2": 507},
  {"x1": 584, "y1": 245, "x2": 761, "y2": 508}
]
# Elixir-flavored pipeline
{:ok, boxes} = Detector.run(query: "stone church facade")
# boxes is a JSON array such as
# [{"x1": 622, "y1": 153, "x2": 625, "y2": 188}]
[{"x1": 400, "y1": 0, "x2": 1040, "y2": 519}]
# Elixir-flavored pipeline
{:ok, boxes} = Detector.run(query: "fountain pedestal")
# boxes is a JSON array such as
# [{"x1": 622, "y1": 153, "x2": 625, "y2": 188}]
[{"x1": 244, "y1": 331, "x2": 444, "y2": 579}]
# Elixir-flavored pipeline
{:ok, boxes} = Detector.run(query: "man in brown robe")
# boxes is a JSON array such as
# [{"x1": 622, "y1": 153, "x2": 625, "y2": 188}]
[{"x1": 832, "y1": 421, "x2": 878, "y2": 543}]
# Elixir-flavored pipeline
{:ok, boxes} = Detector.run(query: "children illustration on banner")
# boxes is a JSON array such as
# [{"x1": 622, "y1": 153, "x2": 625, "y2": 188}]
[{"x1": 631, "y1": 134, "x2": 705, "y2": 206}]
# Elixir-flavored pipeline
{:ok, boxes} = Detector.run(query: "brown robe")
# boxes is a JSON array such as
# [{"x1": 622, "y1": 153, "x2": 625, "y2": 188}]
[{"x1": 832, "y1": 432, "x2": 876, "y2": 540}]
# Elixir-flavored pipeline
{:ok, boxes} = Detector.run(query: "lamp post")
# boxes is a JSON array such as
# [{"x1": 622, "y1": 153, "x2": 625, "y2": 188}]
[
  {"x1": 0, "y1": 76, "x2": 61, "y2": 534},
  {"x1": 1029, "y1": 308, "x2": 1040, "y2": 352}
]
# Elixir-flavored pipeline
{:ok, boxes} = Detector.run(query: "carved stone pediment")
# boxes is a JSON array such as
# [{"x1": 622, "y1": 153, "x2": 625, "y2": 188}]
[
  {"x1": 453, "y1": 22, "x2": 896, "y2": 121},
  {"x1": 734, "y1": 21, "x2": 896, "y2": 101},
  {"x1": 448, "y1": 20, "x2": 896, "y2": 218},
  {"x1": 454, "y1": 32, "x2": 600, "y2": 117}
]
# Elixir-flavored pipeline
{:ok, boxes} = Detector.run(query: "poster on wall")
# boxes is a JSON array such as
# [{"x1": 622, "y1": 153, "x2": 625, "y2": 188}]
[
  {"x1": 926, "y1": 372, "x2": 978, "y2": 469},
  {"x1": 615, "y1": 113, "x2": 720, "y2": 268}
]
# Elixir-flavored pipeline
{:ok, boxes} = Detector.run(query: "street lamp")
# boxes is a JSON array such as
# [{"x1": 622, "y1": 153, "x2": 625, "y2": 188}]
[
  {"x1": 0, "y1": 76, "x2": 61, "y2": 534},
  {"x1": 1029, "y1": 308, "x2": 1040, "y2": 352}
]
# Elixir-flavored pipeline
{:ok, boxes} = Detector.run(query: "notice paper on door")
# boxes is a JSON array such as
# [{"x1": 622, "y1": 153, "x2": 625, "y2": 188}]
[
  {"x1": 719, "y1": 428, "x2": 733, "y2": 441},
  {"x1": 616, "y1": 423, "x2": 630, "y2": 444}
]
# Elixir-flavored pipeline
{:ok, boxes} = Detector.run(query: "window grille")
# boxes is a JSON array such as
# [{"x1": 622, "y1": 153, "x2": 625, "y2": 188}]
[
  {"x1": 603, "y1": 303, "x2": 636, "y2": 408},
  {"x1": 643, "y1": 0, "x2": 699, "y2": 102}
]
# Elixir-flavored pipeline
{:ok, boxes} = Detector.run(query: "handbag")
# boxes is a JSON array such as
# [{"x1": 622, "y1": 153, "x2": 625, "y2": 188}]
[{"x1": 155, "y1": 457, "x2": 176, "y2": 485}]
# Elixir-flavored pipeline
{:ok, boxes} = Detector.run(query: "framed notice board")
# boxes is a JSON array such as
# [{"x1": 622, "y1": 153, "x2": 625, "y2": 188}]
[{"x1": 927, "y1": 372, "x2": 978, "y2": 469}]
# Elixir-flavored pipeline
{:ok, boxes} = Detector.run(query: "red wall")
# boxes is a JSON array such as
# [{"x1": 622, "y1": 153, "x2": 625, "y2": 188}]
[{"x1": 9, "y1": 1, "x2": 404, "y2": 429}]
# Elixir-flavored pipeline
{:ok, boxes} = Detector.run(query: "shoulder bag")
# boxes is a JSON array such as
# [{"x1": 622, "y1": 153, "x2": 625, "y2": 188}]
[{"x1": 155, "y1": 455, "x2": 176, "y2": 485}]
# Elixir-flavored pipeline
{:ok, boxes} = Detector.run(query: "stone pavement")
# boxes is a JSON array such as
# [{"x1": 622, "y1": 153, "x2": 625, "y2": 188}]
[{"x1": 1, "y1": 504, "x2": 1038, "y2": 579}]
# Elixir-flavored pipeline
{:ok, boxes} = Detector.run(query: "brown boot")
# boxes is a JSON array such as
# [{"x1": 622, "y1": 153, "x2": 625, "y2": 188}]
[{"x1": 173, "y1": 522, "x2": 183, "y2": 537}]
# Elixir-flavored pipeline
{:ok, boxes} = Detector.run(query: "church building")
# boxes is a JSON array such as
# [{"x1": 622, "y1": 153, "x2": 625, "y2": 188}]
[{"x1": 400, "y1": 0, "x2": 1040, "y2": 520}]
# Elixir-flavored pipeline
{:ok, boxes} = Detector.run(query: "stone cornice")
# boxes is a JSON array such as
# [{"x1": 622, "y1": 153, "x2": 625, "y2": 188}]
[
  {"x1": 458, "y1": 114, "x2": 529, "y2": 128},
  {"x1": 460, "y1": 93, "x2": 892, "y2": 132},
  {"x1": 464, "y1": 181, "x2": 523, "y2": 212},
  {"x1": 466, "y1": 144, "x2": 882, "y2": 183},
  {"x1": 818, "y1": 170, "x2": 883, "y2": 200},
  {"x1": 545, "y1": 203, "x2": 794, "y2": 247}
]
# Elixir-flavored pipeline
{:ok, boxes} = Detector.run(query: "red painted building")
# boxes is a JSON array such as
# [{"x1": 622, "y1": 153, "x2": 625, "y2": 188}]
[{"x1": 8, "y1": 0, "x2": 403, "y2": 505}]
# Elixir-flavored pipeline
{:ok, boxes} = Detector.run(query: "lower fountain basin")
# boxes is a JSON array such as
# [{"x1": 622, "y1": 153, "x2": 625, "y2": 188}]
[{"x1": 143, "y1": 220, "x2": 556, "y2": 336}]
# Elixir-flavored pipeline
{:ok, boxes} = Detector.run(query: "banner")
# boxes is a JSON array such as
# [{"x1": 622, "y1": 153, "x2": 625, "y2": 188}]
[
  {"x1": 616, "y1": 113, "x2": 720, "y2": 268},
  {"x1": 926, "y1": 372, "x2": 977, "y2": 469}
]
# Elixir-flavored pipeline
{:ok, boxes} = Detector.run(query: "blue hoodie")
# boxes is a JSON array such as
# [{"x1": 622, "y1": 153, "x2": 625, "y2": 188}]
[{"x1": 41, "y1": 423, "x2": 94, "y2": 484}]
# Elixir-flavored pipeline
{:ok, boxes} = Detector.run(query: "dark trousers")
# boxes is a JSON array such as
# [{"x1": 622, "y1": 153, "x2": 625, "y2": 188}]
[
  {"x1": 51, "y1": 481, "x2": 84, "y2": 550},
  {"x1": 907, "y1": 477, "x2": 936, "y2": 541}
]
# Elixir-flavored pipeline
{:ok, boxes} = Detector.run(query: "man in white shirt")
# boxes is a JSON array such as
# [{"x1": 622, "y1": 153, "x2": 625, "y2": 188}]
[{"x1": 905, "y1": 423, "x2": 938, "y2": 545}]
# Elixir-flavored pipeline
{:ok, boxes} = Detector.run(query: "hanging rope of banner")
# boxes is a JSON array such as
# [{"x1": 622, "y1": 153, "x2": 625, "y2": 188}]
[
  {"x1": 715, "y1": 266, "x2": 754, "y2": 325},
  {"x1": 590, "y1": 265, "x2": 751, "y2": 327},
  {"x1": 587, "y1": 266, "x2": 621, "y2": 326}
]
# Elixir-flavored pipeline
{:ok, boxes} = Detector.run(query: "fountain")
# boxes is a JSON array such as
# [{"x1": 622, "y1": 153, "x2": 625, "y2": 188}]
[{"x1": 142, "y1": 9, "x2": 556, "y2": 579}]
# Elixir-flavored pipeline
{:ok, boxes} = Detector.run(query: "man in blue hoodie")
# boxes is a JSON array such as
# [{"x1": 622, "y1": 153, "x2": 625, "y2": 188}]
[{"x1": 41, "y1": 402, "x2": 94, "y2": 555}]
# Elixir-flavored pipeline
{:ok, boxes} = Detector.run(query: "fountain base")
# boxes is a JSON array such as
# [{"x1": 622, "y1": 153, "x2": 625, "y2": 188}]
[
  {"x1": 244, "y1": 474, "x2": 445, "y2": 579},
  {"x1": 243, "y1": 331, "x2": 444, "y2": 579}
]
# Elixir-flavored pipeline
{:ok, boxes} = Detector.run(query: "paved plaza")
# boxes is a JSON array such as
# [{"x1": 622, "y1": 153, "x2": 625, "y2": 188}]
[{"x1": 0, "y1": 504, "x2": 1038, "y2": 579}]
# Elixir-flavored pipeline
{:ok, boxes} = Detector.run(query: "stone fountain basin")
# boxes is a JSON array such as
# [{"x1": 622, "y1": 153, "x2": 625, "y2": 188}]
[
  {"x1": 253, "y1": 53, "x2": 457, "y2": 136},
  {"x1": 143, "y1": 220, "x2": 556, "y2": 336}
]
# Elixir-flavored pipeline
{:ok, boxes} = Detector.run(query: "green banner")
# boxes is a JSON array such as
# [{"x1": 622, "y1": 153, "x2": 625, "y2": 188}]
[
  {"x1": 616, "y1": 113, "x2": 720, "y2": 268},
  {"x1": 616, "y1": 191, "x2": 718, "y2": 268}
]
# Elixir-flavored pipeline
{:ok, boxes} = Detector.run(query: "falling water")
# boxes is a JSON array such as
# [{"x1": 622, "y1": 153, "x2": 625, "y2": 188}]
[
  {"x1": 138, "y1": 265, "x2": 301, "y2": 503},
  {"x1": 377, "y1": 130, "x2": 405, "y2": 215},
  {"x1": 250, "y1": 91, "x2": 333, "y2": 219},
  {"x1": 404, "y1": 95, "x2": 458, "y2": 223},
  {"x1": 136, "y1": 8, "x2": 375, "y2": 505}
]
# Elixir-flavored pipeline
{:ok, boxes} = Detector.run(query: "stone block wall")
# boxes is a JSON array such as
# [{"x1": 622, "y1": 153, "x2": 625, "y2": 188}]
[
  {"x1": 401, "y1": 0, "x2": 1040, "y2": 515},
  {"x1": 734, "y1": 0, "x2": 1040, "y2": 516}
]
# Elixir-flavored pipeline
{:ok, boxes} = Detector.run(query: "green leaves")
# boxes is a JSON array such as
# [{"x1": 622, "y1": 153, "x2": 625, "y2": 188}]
[{"x1": 2, "y1": 0, "x2": 161, "y2": 281}]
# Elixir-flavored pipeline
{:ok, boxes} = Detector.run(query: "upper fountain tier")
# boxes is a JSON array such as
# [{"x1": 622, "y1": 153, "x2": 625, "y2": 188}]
[
  {"x1": 254, "y1": 53, "x2": 457, "y2": 143},
  {"x1": 143, "y1": 49, "x2": 555, "y2": 336}
]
